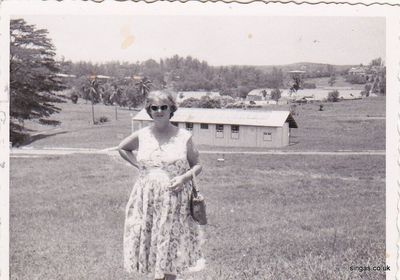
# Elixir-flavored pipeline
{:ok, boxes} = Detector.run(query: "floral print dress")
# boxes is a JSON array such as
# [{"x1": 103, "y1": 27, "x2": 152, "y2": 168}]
[{"x1": 124, "y1": 127, "x2": 203, "y2": 279}]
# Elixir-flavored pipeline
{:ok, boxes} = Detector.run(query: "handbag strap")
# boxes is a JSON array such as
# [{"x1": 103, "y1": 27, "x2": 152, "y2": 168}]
[{"x1": 191, "y1": 169, "x2": 200, "y2": 195}]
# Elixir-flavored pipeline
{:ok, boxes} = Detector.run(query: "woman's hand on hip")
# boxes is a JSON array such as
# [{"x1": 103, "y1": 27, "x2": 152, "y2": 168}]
[{"x1": 169, "y1": 175, "x2": 187, "y2": 192}]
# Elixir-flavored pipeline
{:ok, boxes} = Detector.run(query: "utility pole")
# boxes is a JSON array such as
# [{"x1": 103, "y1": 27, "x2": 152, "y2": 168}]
[
  {"x1": 111, "y1": 88, "x2": 118, "y2": 121},
  {"x1": 89, "y1": 76, "x2": 98, "y2": 125}
]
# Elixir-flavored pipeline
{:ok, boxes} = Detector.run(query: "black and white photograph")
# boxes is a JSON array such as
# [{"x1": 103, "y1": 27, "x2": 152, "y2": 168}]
[{"x1": 1, "y1": 1, "x2": 399, "y2": 280}]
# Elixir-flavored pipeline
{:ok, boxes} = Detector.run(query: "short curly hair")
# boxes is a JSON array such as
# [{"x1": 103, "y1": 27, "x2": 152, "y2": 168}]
[{"x1": 145, "y1": 90, "x2": 178, "y2": 119}]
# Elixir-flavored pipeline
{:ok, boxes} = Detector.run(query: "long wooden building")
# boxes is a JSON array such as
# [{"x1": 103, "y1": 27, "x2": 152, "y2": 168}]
[{"x1": 132, "y1": 108, "x2": 298, "y2": 148}]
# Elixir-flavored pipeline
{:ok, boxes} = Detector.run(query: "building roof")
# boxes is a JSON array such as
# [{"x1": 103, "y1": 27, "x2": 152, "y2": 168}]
[
  {"x1": 133, "y1": 108, "x2": 298, "y2": 128},
  {"x1": 348, "y1": 67, "x2": 367, "y2": 74}
]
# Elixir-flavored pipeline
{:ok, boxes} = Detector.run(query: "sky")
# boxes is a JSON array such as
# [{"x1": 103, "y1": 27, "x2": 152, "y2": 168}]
[{"x1": 18, "y1": 15, "x2": 385, "y2": 66}]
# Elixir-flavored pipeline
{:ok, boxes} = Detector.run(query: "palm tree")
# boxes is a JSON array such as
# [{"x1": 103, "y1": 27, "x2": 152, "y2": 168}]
[{"x1": 135, "y1": 76, "x2": 152, "y2": 97}]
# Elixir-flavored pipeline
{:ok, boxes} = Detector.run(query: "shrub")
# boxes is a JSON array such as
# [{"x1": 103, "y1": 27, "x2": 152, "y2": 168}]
[
  {"x1": 270, "y1": 88, "x2": 281, "y2": 101},
  {"x1": 345, "y1": 75, "x2": 366, "y2": 84},
  {"x1": 94, "y1": 116, "x2": 109, "y2": 125},
  {"x1": 327, "y1": 90, "x2": 340, "y2": 102},
  {"x1": 372, "y1": 79, "x2": 380, "y2": 93},
  {"x1": 218, "y1": 96, "x2": 235, "y2": 108},
  {"x1": 199, "y1": 96, "x2": 221, "y2": 108},
  {"x1": 225, "y1": 103, "x2": 244, "y2": 109},
  {"x1": 180, "y1": 96, "x2": 221, "y2": 108},
  {"x1": 99, "y1": 116, "x2": 109, "y2": 123},
  {"x1": 71, "y1": 93, "x2": 79, "y2": 104},
  {"x1": 363, "y1": 84, "x2": 372, "y2": 97},
  {"x1": 180, "y1": 97, "x2": 200, "y2": 108}
]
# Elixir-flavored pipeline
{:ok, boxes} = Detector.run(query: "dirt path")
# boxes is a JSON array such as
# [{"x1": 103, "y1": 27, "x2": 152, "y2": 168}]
[{"x1": 9, "y1": 147, "x2": 385, "y2": 157}]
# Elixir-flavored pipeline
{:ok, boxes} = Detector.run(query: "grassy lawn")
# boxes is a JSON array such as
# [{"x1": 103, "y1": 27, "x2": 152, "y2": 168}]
[
  {"x1": 22, "y1": 101, "x2": 138, "y2": 149},
  {"x1": 10, "y1": 153, "x2": 385, "y2": 280},
  {"x1": 303, "y1": 76, "x2": 365, "y2": 89},
  {"x1": 286, "y1": 96, "x2": 385, "y2": 151},
  {"x1": 21, "y1": 96, "x2": 385, "y2": 152}
]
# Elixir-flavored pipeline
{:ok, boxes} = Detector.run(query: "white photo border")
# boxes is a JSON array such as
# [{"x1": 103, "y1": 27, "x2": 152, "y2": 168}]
[{"x1": 0, "y1": 1, "x2": 398, "y2": 279}]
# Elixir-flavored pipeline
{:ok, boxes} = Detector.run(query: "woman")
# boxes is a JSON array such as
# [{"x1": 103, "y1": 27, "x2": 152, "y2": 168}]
[{"x1": 118, "y1": 90, "x2": 203, "y2": 280}]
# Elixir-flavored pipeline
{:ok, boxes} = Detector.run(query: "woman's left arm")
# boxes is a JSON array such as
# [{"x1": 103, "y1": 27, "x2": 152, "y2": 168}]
[
  {"x1": 186, "y1": 136, "x2": 202, "y2": 179},
  {"x1": 169, "y1": 137, "x2": 202, "y2": 192}
]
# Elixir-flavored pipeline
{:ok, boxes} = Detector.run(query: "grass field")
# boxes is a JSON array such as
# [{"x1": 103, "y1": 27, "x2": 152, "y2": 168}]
[
  {"x1": 10, "y1": 153, "x2": 385, "y2": 279},
  {"x1": 303, "y1": 76, "x2": 365, "y2": 89},
  {"x1": 21, "y1": 101, "x2": 135, "y2": 149},
  {"x1": 286, "y1": 97, "x2": 385, "y2": 151},
  {"x1": 11, "y1": 96, "x2": 386, "y2": 279}
]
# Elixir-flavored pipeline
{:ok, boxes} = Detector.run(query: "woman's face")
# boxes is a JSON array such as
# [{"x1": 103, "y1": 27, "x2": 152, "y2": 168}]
[{"x1": 149, "y1": 98, "x2": 171, "y2": 122}]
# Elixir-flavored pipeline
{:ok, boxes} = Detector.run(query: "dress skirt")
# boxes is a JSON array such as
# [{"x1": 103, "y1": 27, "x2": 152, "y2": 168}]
[{"x1": 124, "y1": 166, "x2": 203, "y2": 279}]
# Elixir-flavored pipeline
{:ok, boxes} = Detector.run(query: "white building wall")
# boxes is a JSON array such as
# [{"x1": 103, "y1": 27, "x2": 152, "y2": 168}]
[
  {"x1": 238, "y1": 126, "x2": 257, "y2": 147},
  {"x1": 256, "y1": 127, "x2": 279, "y2": 147},
  {"x1": 132, "y1": 120, "x2": 140, "y2": 132},
  {"x1": 282, "y1": 122, "x2": 290, "y2": 146},
  {"x1": 227, "y1": 125, "x2": 243, "y2": 147},
  {"x1": 275, "y1": 127, "x2": 284, "y2": 147},
  {"x1": 132, "y1": 120, "x2": 152, "y2": 132},
  {"x1": 132, "y1": 120, "x2": 291, "y2": 148},
  {"x1": 214, "y1": 124, "x2": 228, "y2": 146},
  {"x1": 193, "y1": 123, "x2": 213, "y2": 145}
]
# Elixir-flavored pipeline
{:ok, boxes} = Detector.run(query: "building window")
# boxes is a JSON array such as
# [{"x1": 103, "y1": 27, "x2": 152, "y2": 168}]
[
  {"x1": 231, "y1": 125, "x2": 239, "y2": 139},
  {"x1": 263, "y1": 132, "x2": 272, "y2": 141},
  {"x1": 200, "y1": 123, "x2": 209, "y2": 129},
  {"x1": 171, "y1": 122, "x2": 179, "y2": 127},
  {"x1": 185, "y1": 122, "x2": 193, "y2": 131},
  {"x1": 216, "y1": 124, "x2": 224, "y2": 138},
  {"x1": 231, "y1": 125, "x2": 239, "y2": 132}
]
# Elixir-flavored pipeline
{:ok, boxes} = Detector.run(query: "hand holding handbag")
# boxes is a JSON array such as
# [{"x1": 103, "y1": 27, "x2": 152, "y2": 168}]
[{"x1": 190, "y1": 169, "x2": 207, "y2": 225}]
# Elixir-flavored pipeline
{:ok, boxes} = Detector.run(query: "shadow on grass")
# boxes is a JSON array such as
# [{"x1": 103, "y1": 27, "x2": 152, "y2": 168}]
[{"x1": 21, "y1": 131, "x2": 68, "y2": 146}]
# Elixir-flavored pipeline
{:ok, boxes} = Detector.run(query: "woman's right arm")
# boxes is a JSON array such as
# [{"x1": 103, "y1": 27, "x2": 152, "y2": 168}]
[{"x1": 118, "y1": 131, "x2": 140, "y2": 168}]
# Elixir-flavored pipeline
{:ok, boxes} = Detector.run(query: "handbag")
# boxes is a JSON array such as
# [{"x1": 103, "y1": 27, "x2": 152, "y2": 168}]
[{"x1": 190, "y1": 169, "x2": 207, "y2": 225}]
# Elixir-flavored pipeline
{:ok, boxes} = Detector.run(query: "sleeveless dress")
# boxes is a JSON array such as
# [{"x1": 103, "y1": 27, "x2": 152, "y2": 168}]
[{"x1": 123, "y1": 126, "x2": 203, "y2": 279}]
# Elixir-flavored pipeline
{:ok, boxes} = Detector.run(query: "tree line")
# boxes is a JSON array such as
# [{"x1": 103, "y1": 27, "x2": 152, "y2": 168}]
[{"x1": 60, "y1": 55, "x2": 286, "y2": 101}]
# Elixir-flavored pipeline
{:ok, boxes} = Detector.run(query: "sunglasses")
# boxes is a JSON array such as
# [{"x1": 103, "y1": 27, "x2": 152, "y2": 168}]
[{"x1": 150, "y1": 105, "x2": 169, "y2": 112}]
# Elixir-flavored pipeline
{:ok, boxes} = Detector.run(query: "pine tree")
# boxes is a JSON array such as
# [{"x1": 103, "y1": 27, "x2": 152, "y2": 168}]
[{"x1": 10, "y1": 18, "x2": 66, "y2": 144}]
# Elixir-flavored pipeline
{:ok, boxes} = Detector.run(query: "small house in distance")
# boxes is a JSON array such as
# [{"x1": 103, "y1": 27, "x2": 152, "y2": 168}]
[
  {"x1": 132, "y1": 108, "x2": 298, "y2": 148},
  {"x1": 348, "y1": 66, "x2": 367, "y2": 77},
  {"x1": 246, "y1": 89, "x2": 270, "y2": 101}
]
